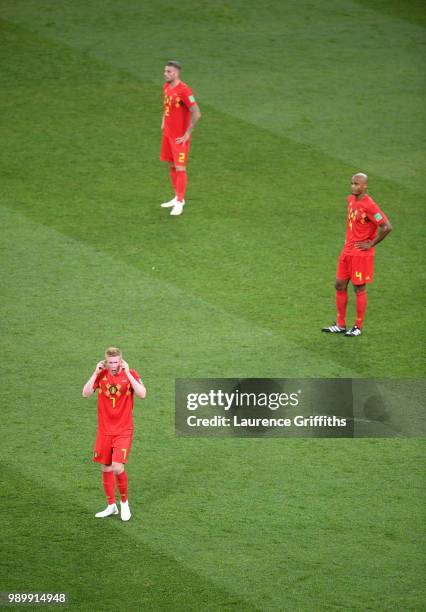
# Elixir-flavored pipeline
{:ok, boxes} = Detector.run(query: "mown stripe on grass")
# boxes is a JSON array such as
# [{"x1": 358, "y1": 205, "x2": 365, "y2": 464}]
[
  {"x1": 1, "y1": 1, "x2": 425, "y2": 191},
  {"x1": 1, "y1": 16, "x2": 423, "y2": 378},
  {"x1": 1, "y1": 203, "x2": 361, "y2": 383},
  {"x1": 0, "y1": 464, "x2": 261, "y2": 612}
]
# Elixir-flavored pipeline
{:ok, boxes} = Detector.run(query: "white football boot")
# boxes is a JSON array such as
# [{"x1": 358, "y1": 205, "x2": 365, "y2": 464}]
[
  {"x1": 161, "y1": 196, "x2": 177, "y2": 208},
  {"x1": 345, "y1": 325, "x2": 362, "y2": 337},
  {"x1": 170, "y1": 200, "x2": 184, "y2": 216},
  {"x1": 95, "y1": 503, "x2": 118, "y2": 518},
  {"x1": 120, "y1": 500, "x2": 131, "y2": 522}
]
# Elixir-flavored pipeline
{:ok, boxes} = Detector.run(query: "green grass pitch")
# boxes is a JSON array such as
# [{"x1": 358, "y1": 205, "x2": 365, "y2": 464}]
[{"x1": 1, "y1": 1, "x2": 425, "y2": 610}]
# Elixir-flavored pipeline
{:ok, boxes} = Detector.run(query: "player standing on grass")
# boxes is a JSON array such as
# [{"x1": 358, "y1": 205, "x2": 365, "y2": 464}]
[
  {"x1": 82, "y1": 347, "x2": 146, "y2": 521},
  {"x1": 160, "y1": 60, "x2": 201, "y2": 216},
  {"x1": 322, "y1": 173, "x2": 392, "y2": 336}
]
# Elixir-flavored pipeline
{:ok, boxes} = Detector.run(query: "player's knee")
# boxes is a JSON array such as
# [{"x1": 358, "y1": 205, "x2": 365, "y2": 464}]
[
  {"x1": 112, "y1": 462, "x2": 124, "y2": 475},
  {"x1": 101, "y1": 464, "x2": 112, "y2": 472},
  {"x1": 335, "y1": 280, "x2": 347, "y2": 291},
  {"x1": 176, "y1": 165, "x2": 186, "y2": 172},
  {"x1": 354, "y1": 284, "x2": 366, "y2": 293}
]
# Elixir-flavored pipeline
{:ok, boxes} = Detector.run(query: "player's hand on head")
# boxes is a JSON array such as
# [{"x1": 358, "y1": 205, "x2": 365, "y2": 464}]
[
  {"x1": 95, "y1": 360, "x2": 105, "y2": 373},
  {"x1": 121, "y1": 359, "x2": 130, "y2": 374}
]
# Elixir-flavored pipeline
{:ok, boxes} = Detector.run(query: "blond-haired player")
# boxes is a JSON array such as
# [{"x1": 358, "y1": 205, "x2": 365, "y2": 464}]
[{"x1": 82, "y1": 347, "x2": 146, "y2": 521}]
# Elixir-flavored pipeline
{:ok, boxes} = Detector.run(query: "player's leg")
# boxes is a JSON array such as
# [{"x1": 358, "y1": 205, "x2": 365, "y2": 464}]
[
  {"x1": 160, "y1": 136, "x2": 177, "y2": 207},
  {"x1": 345, "y1": 284, "x2": 366, "y2": 336},
  {"x1": 95, "y1": 466, "x2": 119, "y2": 518},
  {"x1": 170, "y1": 164, "x2": 186, "y2": 216},
  {"x1": 169, "y1": 163, "x2": 177, "y2": 190},
  {"x1": 335, "y1": 278, "x2": 349, "y2": 329},
  {"x1": 93, "y1": 433, "x2": 118, "y2": 517},
  {"x1": 345, "y1": 255, "x2": 373, "y2": 336},
  {"x1": 111, "y1": 462, "x2": 128, "y2": 504},
  {"x1": 170, "y1": 142, "x2": 190, "y2": 215},
  {"x1": 322, "y1": 254, "x2": 350, "y2": 333},
  {"x1": 175, "y1": 164, "x2": 187, "y2": 202},
  {"x1": 113, "y1": 462, "x2": 131, "y2": 522},
  {"x1": 112, "y1": 438, "x2": 133, "y2": 521},
  {"x1": 354, "y1": 283, "x2": 367, "y2": 329},
  {"x1": 161, "y1": 163, "x2": 177, "y2": 207}
]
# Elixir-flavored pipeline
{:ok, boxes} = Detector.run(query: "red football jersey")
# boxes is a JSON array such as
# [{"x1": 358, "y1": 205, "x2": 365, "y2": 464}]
[
  {"x1": 163, "y1": 81, "x2": 197, "y2": 139},
  {"x1": 342, "y1": 194, "x2": 388, "y2": 256},
  {"x1": 93, "y1": 368, "x2": 142, "y2": 435}
]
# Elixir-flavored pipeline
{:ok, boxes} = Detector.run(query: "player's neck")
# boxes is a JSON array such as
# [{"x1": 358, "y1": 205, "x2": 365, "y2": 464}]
[
  {"x1": 168, "y1": 78, "x2": 181, "y2": 88},
  {"x1": 354, "y1": 192, "x2": 367, "y2": 201}
]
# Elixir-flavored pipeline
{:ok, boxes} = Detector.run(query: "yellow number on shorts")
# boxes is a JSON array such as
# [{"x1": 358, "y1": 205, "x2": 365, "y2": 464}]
[
  {"x1": 355, "y1": 271, "x2": 362, "y2": 280},
  {"x1": 178, "y1": 152, "x2": 185, "y2": 163},
  {"x1": 122, "y1": 448, "x2": 127, "y2": 460}
]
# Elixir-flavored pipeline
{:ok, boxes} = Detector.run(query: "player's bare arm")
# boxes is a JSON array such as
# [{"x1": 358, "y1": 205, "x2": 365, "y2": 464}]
[
  {"x1": 82, "y1": 361, "x2": 105, "y2": 397},
  {"x1": 355, "y1": 220, "x2": 392, "y2": 251},
  {"x1": 121, "y1": 359, "x2": 147, "y2": 399},
  {"x1": 175, "y1": 104, "x2": 201, "y2": 144}
]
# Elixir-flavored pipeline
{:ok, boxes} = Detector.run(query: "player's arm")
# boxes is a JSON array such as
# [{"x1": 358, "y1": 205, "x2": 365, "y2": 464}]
[
  {"x1": 176, "y1": 104, "x2": 201, "y2": 144},
  {"x1": 187, "y1": 104, "x2": 201, "y2": 136},
  {"x1": 121, "y1": 360, "x2": 147, "y2": 399},
  {"x1": 161, "y1": 115, "x2": 164, "y2": 130},
  {"x1": 82, "y1": 361, "x2": 104, "y2": 397},
  {"x1": 355, "y1": 219, "x2": 392, "y2": 251}
]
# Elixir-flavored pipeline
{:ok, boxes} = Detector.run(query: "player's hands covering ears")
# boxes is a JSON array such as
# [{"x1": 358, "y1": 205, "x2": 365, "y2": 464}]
[
  {"x1": 121, "y1": 359, "x2": 131, "y2": 375},
  {"x1": 95, "y1": 361, "x2": 105, "y2": 373}
]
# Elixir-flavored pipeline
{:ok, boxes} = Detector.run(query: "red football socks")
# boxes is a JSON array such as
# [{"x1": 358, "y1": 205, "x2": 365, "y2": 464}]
[
  {"x1": 175, "y1": 170, "x2": 187, "y2": 202},
  {"x1": 169, "y1": 166, "x2": 177, "y2": 190},
  {"x1": 102, "y1": 471, "x2": 116, "y2": 505},
  {"x1": 116, "y1": 470, "x2": 128, "y2": 502},
  {"x1": 355, "y1": 290, "x2": 367, "y2": 328},
  {"x1": 336, "y1": 290, "x2": 348, "y2": 328}
]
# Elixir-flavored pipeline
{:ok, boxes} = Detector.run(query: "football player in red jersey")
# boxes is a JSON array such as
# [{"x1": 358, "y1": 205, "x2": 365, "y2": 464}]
[
  {"x1": 82, "y1": 347, "x2": 146, "y2": 521},
  {"x1": 322, "y1": 173, "x2": 392, "y2": 336},
  {"x1": 160, "y1": 60, "x2": 201, "y2": 216}
]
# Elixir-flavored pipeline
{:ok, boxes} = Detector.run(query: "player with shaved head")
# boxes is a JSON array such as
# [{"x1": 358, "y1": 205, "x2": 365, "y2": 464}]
[{"x1": 322, "y1": 173, "x2": 392, "y2": 336}]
